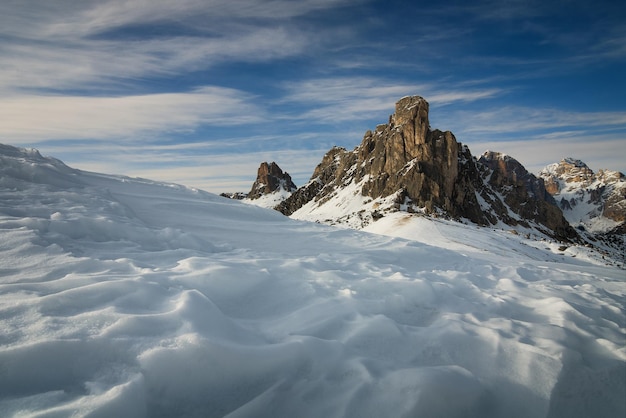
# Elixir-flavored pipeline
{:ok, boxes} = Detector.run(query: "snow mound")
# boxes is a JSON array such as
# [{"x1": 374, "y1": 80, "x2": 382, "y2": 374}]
[
  {"x1": 242, "y1": 187, "x2": 293, "y2": 209},
  {"x1": 1, "y1": 144, "x2": 625, "y2": 417}
]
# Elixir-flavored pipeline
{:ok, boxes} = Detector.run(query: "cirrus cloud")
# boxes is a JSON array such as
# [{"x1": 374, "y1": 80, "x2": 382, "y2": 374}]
[{"x1": 0, "y1": 87, "x2": 261, "y2": 142}]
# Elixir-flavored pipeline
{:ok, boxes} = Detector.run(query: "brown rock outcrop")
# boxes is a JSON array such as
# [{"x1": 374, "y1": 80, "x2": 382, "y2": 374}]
[
  {"x1": 248, "y1": 162, "x2": 297, "y2": 200},
  {"x1": 479, "y1": 152, "x2": 577, "y2": 240},
  {"x1": 356, "y1": 97, "x2": 468, "y2": 218},
  {"x1": 278, "y1": 96, "x2": 578, "y2": 241}
]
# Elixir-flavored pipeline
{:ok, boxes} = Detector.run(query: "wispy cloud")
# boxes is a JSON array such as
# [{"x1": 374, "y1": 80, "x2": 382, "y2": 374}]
[
  {"x1": 444, "y1": 106, "x2": 626, "y2": 136},
  {"x1": 3, "y1": 0, "x2": 358, "y2": 39},
  {"x1": 0, "y1": 0, "x2": 363, "y2": 94},
  {"x1": 280, "y1": 77, "x2": 503, "y2": 123},
  {"x1": 127, "y1": 148, "x2": 325, "y2": 192},
  {"x1": 442, "y1": 104, "x2": 626, "y2": 175},
  {"x1": 48, "y1": 142, "x2": 326, "y2": 193},
  {"x1": 1, "y1": 30, "x2": 308, "y2": 93},
  {"x1": 0, "y1": 87, "x2": 261, "y2": 142},
  {"x1": 471, "y1": 136, "x2": 626, "y2": 175}
]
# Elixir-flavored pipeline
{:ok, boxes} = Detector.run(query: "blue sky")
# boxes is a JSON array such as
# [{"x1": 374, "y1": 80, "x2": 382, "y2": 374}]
[{"x1": 2, "y1": 0, "x2": 625, "y2": 192}]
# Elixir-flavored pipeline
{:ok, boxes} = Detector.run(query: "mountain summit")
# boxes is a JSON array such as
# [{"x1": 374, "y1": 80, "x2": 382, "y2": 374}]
[
  {"x1": 248, "y1": 161, "x2": 297, "y2": 199},
  {"x1": 276, "y1": 96, "x2": 577, "y2": 241},
  {"x1": 241, "y1": 161, "x2": 298, "y2": 209},
  {"x1": 539, "y1": 158, "x2": 625, "y2": 228}
]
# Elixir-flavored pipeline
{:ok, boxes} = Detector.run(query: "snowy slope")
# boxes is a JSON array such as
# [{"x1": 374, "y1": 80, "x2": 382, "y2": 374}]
[
  {"x1": 1, "y1": 144, "x2": 625, "y2": 418},
  {"x1": 289, "y1": 175, "x2": 394, "y2": 229},
  {"x1": 362, "y1": 211, "x2": 624, "y2": 268},
  {"x1": 242, "y1": 187, "x2": 293, "y2": 209}
]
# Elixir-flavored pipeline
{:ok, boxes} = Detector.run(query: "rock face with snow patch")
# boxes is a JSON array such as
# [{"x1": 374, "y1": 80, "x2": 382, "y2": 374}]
[
  {"x1": 278, "y1": 97, "x2": 481, "y2": 221},
  {"x1": 247, "y1": 161, "x2": 297, "y2": 200},
  {"x1": 478, "y1": 151, "x2": 577, "y2": 240},
  {"x1": 277, "y1": 96, "x2": 577, "y2": 241},
  {"x1": 539, "y1": 158, "x2": 625, "y2": 228},
  {"x1": 538, "y1": 159, "x2": 625, "y2": 254}
]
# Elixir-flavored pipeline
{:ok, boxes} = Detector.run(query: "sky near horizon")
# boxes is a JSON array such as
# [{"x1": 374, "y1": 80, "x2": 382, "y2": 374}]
[{"x1": 2, "y1": 0, "x2": 625, "y2": 193}]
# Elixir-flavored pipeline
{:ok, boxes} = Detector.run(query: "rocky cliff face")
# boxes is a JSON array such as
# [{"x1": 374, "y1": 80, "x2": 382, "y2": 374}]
[
  {"x1": 277, "y1": 96, "x2": 577, "y2": 241},
  {"x1": 542, "y1": 158, "x2": 595, "y2": 195},
  {"x1": 356, "y1": 97, "x2": 480, "y2": 221},
  {"x1": 248, "y1": 162, "x2": 297, "y2": 200},
  {"x1": 278, "y1": 97, "x2": 484, "y2": 222},
  {"x1": 538, "y1": 158, "x2": 625, "y2": 230},
  {"x1": 478, "y1": 152, "x2": 577, "y2": 240}
]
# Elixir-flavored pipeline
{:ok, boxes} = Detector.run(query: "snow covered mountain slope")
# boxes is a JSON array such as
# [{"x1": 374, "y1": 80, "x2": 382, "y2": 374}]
[
  {"x1": 1, "y1": 144, "x2": 625, "y2": 418},
  {"x1": 539, "y1": 158, "x2": 625, "y2": 233},
  {"x1": 538, "y1": 158, "x2": 625, "y2": 261},
  {"x1": 243, "y1": 187, "x2": 293, "y2": 209}
]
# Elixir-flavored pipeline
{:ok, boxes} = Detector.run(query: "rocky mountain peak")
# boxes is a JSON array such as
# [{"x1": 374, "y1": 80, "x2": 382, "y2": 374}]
[
  {"x1": 540, "y1": 158, "x2": 595, "y2": 194},
  {"x1": 248, "y1": 161, "x2": 297, "y2": 200},
  {"x1": 391, "y1": 95, "x2": 430, "y2": 139},
  {"x1": 277, "y1": 96, "x2": 473, "y2": 221},
  {"x1": 538, "y1": 159, "x2": 625, "y2": 235},
  {"x1": 476, "y1": 151, "x2": 576, "y2": 238},
  {"x1": 277, "y1": 95, "x2": 578, "y2": 241},
  {"x1": 597, "y1": 169, "x2": 624, "y2": 183},
  {"x1": 355, "y1": 96, "x2": 464, "y2": 216},
  {"x1": 479, "y1": 151, "x2": 553, "y2": 201},
  {"x1": 480, "y1": 151, "x2": 525, "y2": 186}
]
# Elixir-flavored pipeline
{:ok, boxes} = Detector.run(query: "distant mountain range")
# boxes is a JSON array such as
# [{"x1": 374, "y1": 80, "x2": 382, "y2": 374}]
[{"x1": 239, "y1": 96, "x2": 624, "y2": 257}]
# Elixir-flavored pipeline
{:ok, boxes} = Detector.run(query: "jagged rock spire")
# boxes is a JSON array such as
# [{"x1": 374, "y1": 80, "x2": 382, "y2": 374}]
[{"x1": 248, "y1": 162, "x2": 297, "y2": 200}]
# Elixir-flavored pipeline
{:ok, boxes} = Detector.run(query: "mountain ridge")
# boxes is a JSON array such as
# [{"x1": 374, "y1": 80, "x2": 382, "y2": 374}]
[
  {"x1": 273, "y1": 96, "x2": 578, "y2": 242},
  {"x1": 539, "y1": 158, "x2": 625, "y2": 229}
]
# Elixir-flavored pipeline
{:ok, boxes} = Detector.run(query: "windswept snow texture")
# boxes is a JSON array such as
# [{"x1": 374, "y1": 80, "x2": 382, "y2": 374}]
[{"x1": 1, "y1": 144, "x2": 625, "y2": 418}]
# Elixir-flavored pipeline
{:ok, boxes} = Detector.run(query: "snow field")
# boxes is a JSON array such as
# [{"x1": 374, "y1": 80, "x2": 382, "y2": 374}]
[{"x1": 1, "y1": 146, "x2": 625, "y2": 417}]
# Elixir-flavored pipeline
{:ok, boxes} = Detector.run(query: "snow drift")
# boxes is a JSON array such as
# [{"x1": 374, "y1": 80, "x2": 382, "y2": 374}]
[{"x1": 0, "y1": 144, "x2": 624, "y2": 417}]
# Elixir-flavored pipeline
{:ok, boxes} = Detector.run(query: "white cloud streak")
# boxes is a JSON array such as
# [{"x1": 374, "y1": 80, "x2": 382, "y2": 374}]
[
  {"x1": 1, "y1": 29, "x2": 307, "y2": 92},
  {"x1": 128, "y1": 148, "x2": 325, "y2": 193},
  {"x1": 0, "y1": 87, "x2": 261, "y2": 142},
  {"x1": 435, "y1": 104, "x2": 626, "y2": 174},
  {"x1": 281, "y1": 77, "x2": 503, "y2": 123},
  {"x1": 0, "y1": 0, "x2": 358, "y2": 93},
  {"x1": 454, "y1": 107, "x2": 626, "y2": 134},
  {"x1": 53, "y1": 144, "x2": 325, "y2": 193},
  {"x1": 3, "y1": 0, "x2": 354, "y2": 39}
]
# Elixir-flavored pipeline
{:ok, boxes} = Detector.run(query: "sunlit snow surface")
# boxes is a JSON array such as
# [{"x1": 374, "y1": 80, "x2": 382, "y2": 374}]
[{"x1": 1, "y1": 145, "x2": 625, "y2": 418}]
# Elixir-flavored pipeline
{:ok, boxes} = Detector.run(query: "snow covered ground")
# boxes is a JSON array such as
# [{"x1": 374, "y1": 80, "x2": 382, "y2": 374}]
[
  {"x1": 242, "y1": 188, "x2": 293, "y2": 209},
  {"x1": 1, "y1": 144, "x2": 625, "y2": 417}
]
